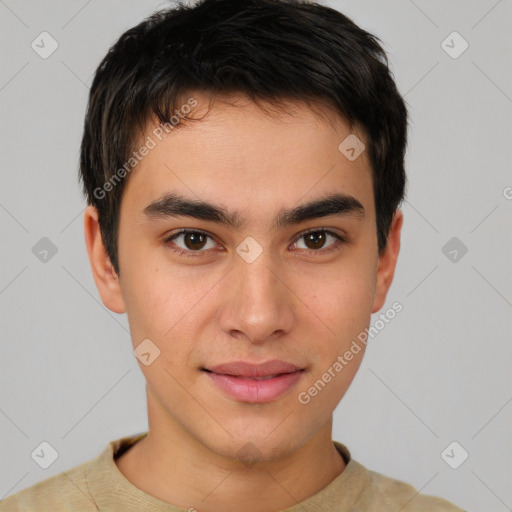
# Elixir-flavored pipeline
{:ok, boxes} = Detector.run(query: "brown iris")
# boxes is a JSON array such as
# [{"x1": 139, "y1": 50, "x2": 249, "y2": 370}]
[
  {"x1": 183, "y1": 232, "x2": 208, "y2": 250},
  {"x1": 303, "y1": 231, "x2": 327, "y2": 250}
]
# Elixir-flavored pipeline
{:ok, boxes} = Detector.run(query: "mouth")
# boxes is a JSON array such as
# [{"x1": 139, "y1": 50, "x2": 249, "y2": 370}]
[{"x1": 201, "y1": 360, "x2": 306, "y2": 403}]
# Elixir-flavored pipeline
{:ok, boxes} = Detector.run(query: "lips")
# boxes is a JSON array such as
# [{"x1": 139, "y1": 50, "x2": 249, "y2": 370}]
[
  {"x1": 202, "y1": 360, "x2": 305, "y2": 403},
  {"x1": 204, "y1": 360, "x2": 302, "y2": 378},
  {"x1": 201, "y1": 359, "x2": 306, "y2": 404}
]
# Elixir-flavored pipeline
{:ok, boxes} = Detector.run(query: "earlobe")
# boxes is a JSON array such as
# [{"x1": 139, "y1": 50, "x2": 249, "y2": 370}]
[
  {"x1": 371, "y1": 209, "x2": 403, "y2": 314},
  {"x1": 83, "y1": 205, "x2": 126, "y2": 314}
]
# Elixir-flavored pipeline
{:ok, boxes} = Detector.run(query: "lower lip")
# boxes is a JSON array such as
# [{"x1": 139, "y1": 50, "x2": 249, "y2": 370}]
[{"x1": 204, "y1": 370, "x2": 304, "y2": 403}]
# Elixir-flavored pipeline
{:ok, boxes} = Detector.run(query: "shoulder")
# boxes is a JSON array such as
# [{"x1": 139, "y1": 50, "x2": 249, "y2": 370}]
[
  {"x1": 0, "y1": 460, "x2": 97, "y2": 512},
  {"x1": 0, "y1": 433, "x2": 147, "y2": 512},
  {"x1": 361, "y1": 465, "x2": 466, "y2": 511},
  {"x1": 333, "y1": 442, "x2": 466, "y2": 512}
]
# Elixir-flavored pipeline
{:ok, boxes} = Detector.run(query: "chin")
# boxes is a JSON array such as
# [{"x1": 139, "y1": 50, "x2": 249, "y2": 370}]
[{"x1": 203, "y1": 425, "x2": 305, "y2": 466}]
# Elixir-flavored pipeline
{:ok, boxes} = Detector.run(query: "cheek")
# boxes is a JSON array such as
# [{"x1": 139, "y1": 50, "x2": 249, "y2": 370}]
[
  {"x1": 296, "y1": 347, "x2": 364, "y2": 422},
  {"x1": 119, "y1": 263, "x2": 171, "y2": 350},
  {"x1": 297, "y1": 257, "x2": 376, "y2": 339},
  {"x1": 121, "y1": 261, "x2": 217, "y2": 356}
]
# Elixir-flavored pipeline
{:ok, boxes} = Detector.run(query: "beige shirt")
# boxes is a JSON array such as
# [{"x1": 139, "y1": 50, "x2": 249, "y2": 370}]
[{"x1": 0, "y1": 432, "x2": 465, "y2": 511}]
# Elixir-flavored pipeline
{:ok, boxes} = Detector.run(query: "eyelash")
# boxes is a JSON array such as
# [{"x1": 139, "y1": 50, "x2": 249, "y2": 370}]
[{"x1": 163, "y1": 228, "x2": 346, "y2": 258}]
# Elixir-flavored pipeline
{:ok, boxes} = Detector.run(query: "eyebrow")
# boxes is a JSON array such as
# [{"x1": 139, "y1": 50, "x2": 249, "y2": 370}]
[{"x1": 142, "y1": 191, "x2": 365, "y2": 229}]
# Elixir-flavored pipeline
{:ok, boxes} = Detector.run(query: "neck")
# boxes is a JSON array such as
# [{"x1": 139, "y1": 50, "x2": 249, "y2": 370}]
[{"x1": 116, "y1": 390, "x2": 346, "y2": 512}]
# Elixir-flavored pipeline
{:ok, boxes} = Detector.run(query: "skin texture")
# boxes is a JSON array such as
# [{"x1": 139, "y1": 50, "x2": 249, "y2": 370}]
[{"x1": 84, "y1": 92, "x2": 403, "y2": 512}]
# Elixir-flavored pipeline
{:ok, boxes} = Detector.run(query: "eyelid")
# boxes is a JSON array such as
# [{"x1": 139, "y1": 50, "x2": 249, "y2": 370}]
[{"x1": 298, "y1": 226, "x2": 346, "y2": 239}]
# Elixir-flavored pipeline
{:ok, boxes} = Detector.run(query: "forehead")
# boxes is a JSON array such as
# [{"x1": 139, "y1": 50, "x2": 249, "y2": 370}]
[{"x1": 121, "y1": 93, "x2": 374, "y2": 225}]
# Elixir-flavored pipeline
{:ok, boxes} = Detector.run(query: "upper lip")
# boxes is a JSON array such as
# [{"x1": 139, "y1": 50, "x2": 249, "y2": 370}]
[{"x1": 204, "y1": 360, "x2": 303, "y2": 378}]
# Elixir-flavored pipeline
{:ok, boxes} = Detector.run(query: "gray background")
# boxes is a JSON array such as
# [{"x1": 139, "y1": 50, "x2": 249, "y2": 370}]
[{"x1": 1, "y1": 0, "x2": 511, "y2": 510}]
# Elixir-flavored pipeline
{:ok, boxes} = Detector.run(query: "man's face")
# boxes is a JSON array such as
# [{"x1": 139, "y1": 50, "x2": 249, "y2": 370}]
[{"x1": 92, "y1": 93, "x2": 399, "y2": 463}]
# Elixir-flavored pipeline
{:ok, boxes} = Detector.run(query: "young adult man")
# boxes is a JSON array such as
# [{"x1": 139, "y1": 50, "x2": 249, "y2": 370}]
[{"x1": 1, "y1": 0, "x2": 465, "y2": 510}]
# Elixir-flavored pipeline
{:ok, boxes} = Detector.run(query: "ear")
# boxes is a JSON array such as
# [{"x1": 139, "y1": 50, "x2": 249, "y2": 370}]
[
  {"x1": 371, "y1": 209, "x2": 403, "y2": 313},
  {"x1": 83, "y1": 205, "x2": 126, "y2": 314}
]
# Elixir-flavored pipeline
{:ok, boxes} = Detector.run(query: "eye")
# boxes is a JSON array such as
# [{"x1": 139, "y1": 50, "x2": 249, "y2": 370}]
[
  {"x1": 164, "y1": 229, "x2": 219, "y2": 257},
  {"x1": 291, "y1": 229, "x2": 345, "y2": 255}
]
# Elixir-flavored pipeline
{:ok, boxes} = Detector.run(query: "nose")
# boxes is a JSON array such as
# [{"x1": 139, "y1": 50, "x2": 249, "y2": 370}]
[{"x1": 218, "y1": 248, "x2": 296, "y2": 345}]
